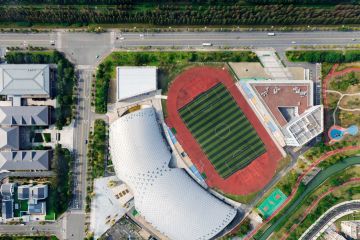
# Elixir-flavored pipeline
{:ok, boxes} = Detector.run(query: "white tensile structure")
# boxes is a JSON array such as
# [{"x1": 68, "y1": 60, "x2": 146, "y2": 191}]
[
  {"x1": 116, "y1": 66, "x2": 157, "y2": 101},
  {"x1": 109, "y1": 107, "x2": 237, "y2": 240}
]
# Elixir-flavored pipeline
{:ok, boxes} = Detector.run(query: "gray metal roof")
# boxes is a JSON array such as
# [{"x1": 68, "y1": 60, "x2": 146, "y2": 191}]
[
  {"x1": 28, "y1": 202, "x2": 46, "y2": 215},
  {"x1": 2, "y1": 200, "x2": 13, "y2": 219},
  {"x1": 18, "y1": 185, "x2": 30, "y2": 200},
  {"x1": 0, "y1": 127, "x2": 19, "y2": 150},
  {"x1": 0, "y1": 151, "x2": 50, "y2": 171},
  {"x1": 31, "y1": 185, "x2": 48, "y2": 200},
  {"x1": 0, "y1": 183, "x2": 15, "y2": 200},
  {"x1": 0, "y1": 64, "x2": 50, "y2": 96},
  {"x1": 0, "y1": 106, "x2": 49, "y2": 126}
]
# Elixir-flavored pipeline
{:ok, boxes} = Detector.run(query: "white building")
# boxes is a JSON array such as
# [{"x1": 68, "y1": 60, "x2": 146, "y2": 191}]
[
  {"x1": 324, "y1": 229, "x2": 346, "y2": 240},
  {"x1": 341, "y1": 221, "x2": 360, "y2": 239},
  {"x1": 109, "y1": 107, "x2": 237, "y2": 240},
  {"x1": 237, "y1": 79, "x2": 323, "y2": 147},
  {"x1": 282, "y1": 105, "x2": 323, "y2": 146},
  {"x1": 116, "y1": 66, "x2": 157, "y2": 101}
]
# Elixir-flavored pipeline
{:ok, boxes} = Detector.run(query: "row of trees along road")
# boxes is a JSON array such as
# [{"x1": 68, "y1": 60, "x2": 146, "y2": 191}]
[{"x1": 0, "y1": 3, "x2": 359, "y2": 25}]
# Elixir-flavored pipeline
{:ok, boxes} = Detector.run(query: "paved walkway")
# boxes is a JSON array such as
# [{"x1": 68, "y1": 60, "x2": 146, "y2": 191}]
[
  {"x1": 281, "y1": 178, "x2": 360, "y2": 240},
  {"x1": 254, "y1": 50, "x2": 293, "y2": 80},
  {"x1": 246, "y1": 145, "x2": 360, "y2": 240}
]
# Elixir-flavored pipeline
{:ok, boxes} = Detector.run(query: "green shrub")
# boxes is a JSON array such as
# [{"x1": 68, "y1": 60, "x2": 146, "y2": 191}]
[
  {"x1": 287, "y1": 50, "x2": 360, "y2": 63},
  {"x1": 43, "y1": 133, "x2": 51, "y2": 143}
]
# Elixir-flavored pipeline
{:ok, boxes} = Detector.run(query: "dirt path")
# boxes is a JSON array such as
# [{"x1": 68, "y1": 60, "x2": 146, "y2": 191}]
[{"x1": 323, "y1": 65, "x2": 360, "y2": 118}]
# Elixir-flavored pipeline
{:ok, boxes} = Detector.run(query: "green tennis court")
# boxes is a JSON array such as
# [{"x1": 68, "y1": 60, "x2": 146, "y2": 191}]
[{"x1": 258, "y1": 188, "x2": 287, "y2": 219}]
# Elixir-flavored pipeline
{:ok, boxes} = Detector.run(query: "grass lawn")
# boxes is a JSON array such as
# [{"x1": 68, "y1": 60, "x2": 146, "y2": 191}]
[
  {"x1": 222, "y1": 190, "x2": 259, "y2": 204},
  {"x1": 19, "y1": 200, "x2": 28, "y2": 212},
  {"x1": 179, "y1": 83, "x2": 265, "y2": 179},
  {"x1": 45, "y1": 188, "x2": 56, "y2": 221}
]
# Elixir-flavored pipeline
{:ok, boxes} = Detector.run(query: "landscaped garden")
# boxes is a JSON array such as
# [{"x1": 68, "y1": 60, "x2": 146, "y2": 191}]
[
  {"x1": 48, "y1": 145, "x2": 74, "y2": 218},
  {"x1": 86, "y1": 119, "x2": 107, "y2": 213},
  {"x1": 94, "y1": 51, "x2": 258, "y2": 113},
  {"x1": 252, "y1": 149, "x2": 360, "y2": 240}
]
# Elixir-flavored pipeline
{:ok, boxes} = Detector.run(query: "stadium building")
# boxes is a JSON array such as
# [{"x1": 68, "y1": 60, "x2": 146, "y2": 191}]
[
  {"x1": 238, "y1": 79, "x2": 323, "y2": 147},
  {"x1": 109, "y1": 107, "x2": 238, "y2": 240}
]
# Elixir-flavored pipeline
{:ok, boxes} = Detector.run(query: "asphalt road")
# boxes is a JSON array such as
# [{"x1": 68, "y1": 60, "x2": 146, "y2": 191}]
[
  {"x1": 71, "y1": 68, "x2": 92, "y2": 211},
  {"x1": 116, "y1": 31, "x2": 360, "y2": 48},
  {"x1": 302, "y1": 201, "x2": 360, "y2": 240},
  {"x1": 1, "y1": 31, "x2": 360, "y2": 65},
  {"x1": 0, "y1": 221, "x2": 62, "y2": 237}
]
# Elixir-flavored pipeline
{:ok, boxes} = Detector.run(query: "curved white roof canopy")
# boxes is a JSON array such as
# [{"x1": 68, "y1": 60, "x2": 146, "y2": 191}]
[{"x1": 109, "y1": 107, "x2": 237, "y2": 240}]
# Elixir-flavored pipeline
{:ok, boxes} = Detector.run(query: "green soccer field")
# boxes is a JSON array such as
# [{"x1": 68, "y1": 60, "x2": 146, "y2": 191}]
[{"x1": 179, "y1": 83, "x2": 266, "y2": 179}]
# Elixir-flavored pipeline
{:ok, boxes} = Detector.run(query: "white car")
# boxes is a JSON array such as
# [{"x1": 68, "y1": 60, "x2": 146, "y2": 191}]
[{"x1": 291, "y1": 41, "x2": 296, "y2": 44}]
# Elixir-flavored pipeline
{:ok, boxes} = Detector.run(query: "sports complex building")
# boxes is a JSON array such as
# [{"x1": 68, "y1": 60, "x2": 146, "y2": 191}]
[
  {"x1": 238, "y1": 79, "x2": 323, "y2": 147},
  {"x1": 108, "y1": 64, "x2": 324, "y2": 239},
  {"x1": 109, "y1": 107, "x2": 239, "y2": 240},
  {"x1": 166, "y1": 67, "x2": 284, "y2": 195}
]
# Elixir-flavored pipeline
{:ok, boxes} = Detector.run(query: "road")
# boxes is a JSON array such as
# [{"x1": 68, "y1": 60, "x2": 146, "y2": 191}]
[
  {"x1": 1, "y1": 31, "x2": 360, "y2": 64},
  {"x1": 302, "y1": 201, "x2": 360, "y2": 240},
  {"x1": 0, "y1": 221, "x2": 62, "y2": 237},
  {"x1": 71, "y1": 68, "x2": 93, "y2": 211},
  {"x1": 116, "y1": 31, "x2": 360, "y2": 48}
]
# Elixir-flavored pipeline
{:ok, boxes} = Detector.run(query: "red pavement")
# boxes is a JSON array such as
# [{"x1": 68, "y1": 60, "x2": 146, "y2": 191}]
[
  {"x1": 323, "y1": 65, "x2": 360, "y2": 107},
  {"x1": 246, "y1": 145, "x2": 360, "y2": 240},
  {"x1": 166, "y1": 66, "x2": 282, "y2": 195},
  {"x1": 281, "y1": 178, "x2": 360, "y2": 240}
]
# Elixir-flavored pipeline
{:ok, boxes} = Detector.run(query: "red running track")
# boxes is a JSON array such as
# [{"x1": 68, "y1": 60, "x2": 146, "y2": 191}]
[{"x1": 166, "y1": 66, "x2": 282, "y2": 195}]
